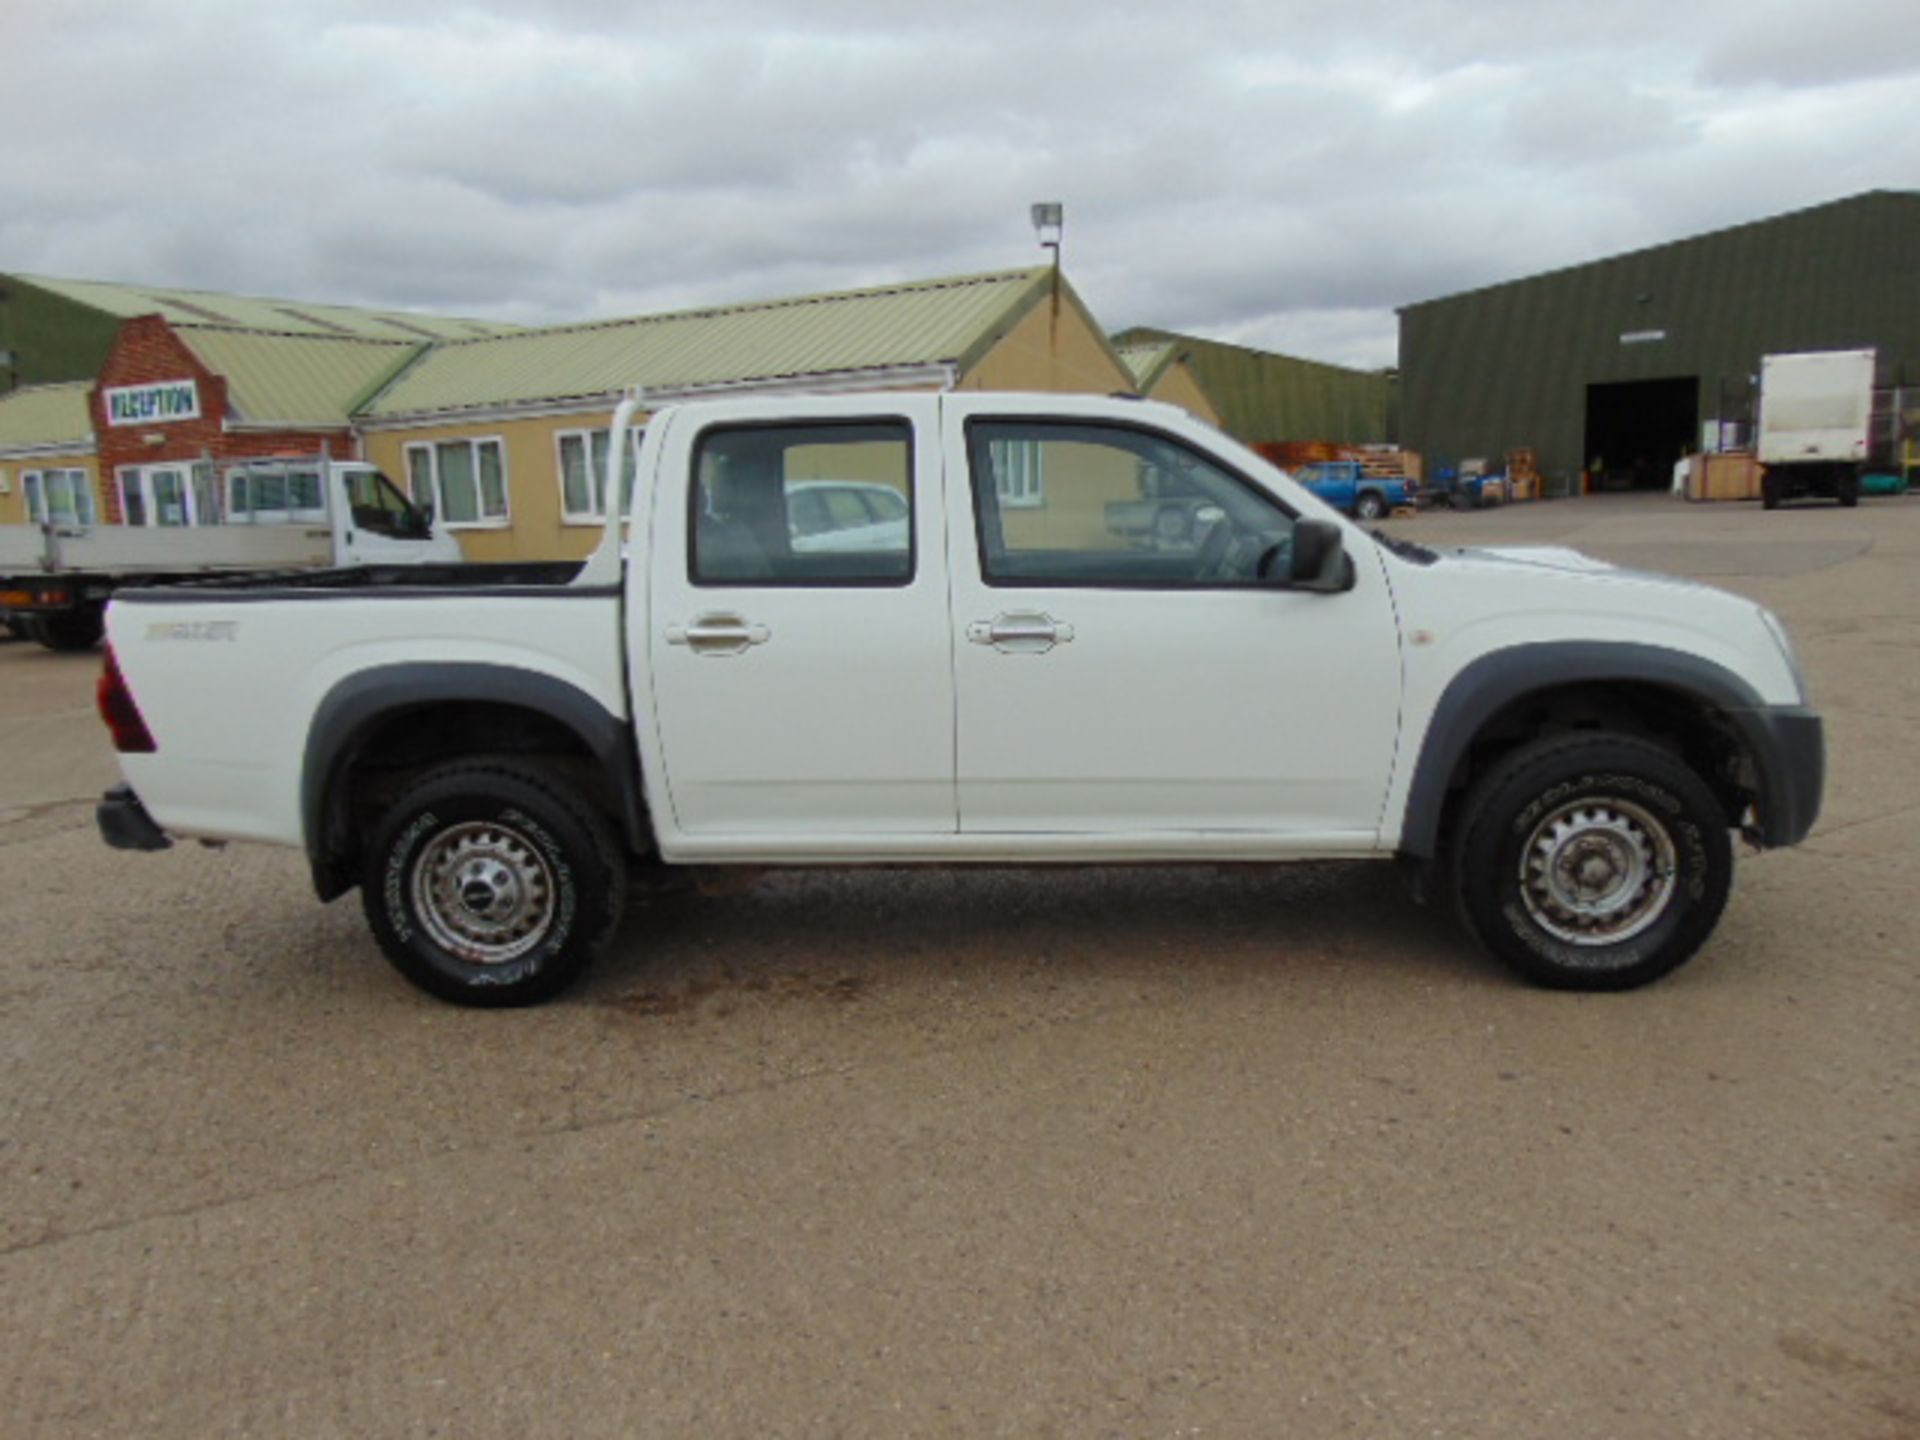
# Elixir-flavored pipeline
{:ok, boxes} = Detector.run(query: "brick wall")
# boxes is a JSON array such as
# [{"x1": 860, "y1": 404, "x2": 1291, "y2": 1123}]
[{"x1": 88, "y1": 316, "x2": 351, "y2": 523}]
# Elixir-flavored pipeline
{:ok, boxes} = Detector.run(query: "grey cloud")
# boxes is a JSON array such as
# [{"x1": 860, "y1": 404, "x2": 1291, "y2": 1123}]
[{"x1": 3, "y1": 0, "x2": 1916, "y2": 372}]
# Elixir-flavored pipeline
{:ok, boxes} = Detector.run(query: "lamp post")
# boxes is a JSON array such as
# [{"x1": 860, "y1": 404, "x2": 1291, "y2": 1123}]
[{"x1": 1030, "y1": 202, "x2": 1064, "y2": 322}]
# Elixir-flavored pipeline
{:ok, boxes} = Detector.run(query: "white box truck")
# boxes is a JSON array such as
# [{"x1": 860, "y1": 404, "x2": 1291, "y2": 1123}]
[{"x1": 1756, "y1": 348, "x2": 1874, "y2": 509}]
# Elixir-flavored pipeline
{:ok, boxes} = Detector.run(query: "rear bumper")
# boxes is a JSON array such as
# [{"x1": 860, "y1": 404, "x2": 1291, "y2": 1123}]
[
  {"x1": 97, "y1": 783, "x2": 172, "y2": 852},
  {"x1": 1734, "y1": 706, "x2": 1824, "y2": 847}
]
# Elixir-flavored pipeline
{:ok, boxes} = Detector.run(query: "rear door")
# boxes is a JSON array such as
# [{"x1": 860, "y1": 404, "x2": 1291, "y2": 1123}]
[
  {"x1": 942, "y1": 399, "x2": 1403, "y2": 844},
  {"x1": 645, "y1": 397, "x2": 957, "y2": 840}
]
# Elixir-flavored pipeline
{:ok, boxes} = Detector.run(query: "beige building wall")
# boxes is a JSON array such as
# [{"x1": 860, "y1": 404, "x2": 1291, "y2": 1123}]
[
  {"x1": 1145, "y1": 361, "x2": 1223, "y2": 426},
  {"x1": 998, "y1": 441, "x2": 1140, "y2": 550},
  {"x1": 960, "y1": 288, "x2": 1135, "y2": 396},
  {"x1": 0, "y1": 451, "x2": 101, "y2": 527},
  {"x1": 360, "y1": 411, "x2": 632, "y2": 564}
]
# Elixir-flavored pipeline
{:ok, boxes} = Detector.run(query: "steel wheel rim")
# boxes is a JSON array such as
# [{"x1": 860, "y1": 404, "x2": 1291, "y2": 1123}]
[
  {"x1": 1519, "y1": 796, "x2": 1678, "y2": 948},
  {"x1": 412, "y1": 820, "x2": 556, "y2": 965}
]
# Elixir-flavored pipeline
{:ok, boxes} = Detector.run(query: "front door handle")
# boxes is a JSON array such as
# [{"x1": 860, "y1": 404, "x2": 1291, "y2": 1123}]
[
  {"x1": 665, "y1": 613, "x2": 771, "y2": 656},
  {"x1": 966, "y1": 611, "x2": 1075, "y2": 654}
]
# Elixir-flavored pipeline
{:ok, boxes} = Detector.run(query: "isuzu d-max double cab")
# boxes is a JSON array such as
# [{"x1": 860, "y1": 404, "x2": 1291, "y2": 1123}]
[{"x1": 95, "y1": 392, "x2": 1824, "y2": 1006}]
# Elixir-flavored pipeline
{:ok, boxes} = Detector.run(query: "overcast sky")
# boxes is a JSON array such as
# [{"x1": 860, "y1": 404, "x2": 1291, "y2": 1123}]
[{"x1": 6, "y1": 0, "x2": 1917, "y2": 369}]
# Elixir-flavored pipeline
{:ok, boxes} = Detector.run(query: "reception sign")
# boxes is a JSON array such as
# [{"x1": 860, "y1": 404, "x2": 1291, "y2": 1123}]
[{"x1": 105, "y1": 379, "x2": 201, "y2": 427}]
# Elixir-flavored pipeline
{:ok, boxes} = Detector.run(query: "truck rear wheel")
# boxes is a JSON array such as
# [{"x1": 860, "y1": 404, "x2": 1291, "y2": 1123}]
[
  {"x1": 361, "y1": 759, "x2": 627, "y2": 1007},
  {"x1": 1355, "y1": 491, "x2": 1388, "y2": 521},
  {"x1": 35, "y1": 608, "x2": 104, "y2": 652},
  {"x1": 1450, "y1": 733, "x2": 1733, "y2": 990}
]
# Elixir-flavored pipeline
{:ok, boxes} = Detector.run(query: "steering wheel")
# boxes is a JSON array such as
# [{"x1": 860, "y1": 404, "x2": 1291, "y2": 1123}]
[{"x1": 1255, "y1": 529, "x2": 1293, "y2": 582}]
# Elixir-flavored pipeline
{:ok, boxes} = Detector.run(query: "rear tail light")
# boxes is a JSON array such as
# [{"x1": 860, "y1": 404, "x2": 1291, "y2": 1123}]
[{"x1": 97, "y1": 644, "x2": 157, "y2": 754}]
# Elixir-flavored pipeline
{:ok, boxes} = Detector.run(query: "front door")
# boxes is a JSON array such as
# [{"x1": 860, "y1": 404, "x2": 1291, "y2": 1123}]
[
  {"x1": 645, "y1": 398, "x2": 958, "y2": 841},
  {"x1": 118, "y1": 465, "x2": 200, "y2": 527},
  {"x1": 943, "y1": 407, "x2": 1403, "y2": 844}
]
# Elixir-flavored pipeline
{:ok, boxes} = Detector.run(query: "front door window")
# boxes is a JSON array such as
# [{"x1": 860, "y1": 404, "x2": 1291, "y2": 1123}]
[{"x1": 967, "y1": 421, "x2": 1297, "y2": 587}]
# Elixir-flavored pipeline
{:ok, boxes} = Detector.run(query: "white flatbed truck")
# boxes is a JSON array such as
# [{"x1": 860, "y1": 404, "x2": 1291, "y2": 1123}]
[{"x1": 1, "y1": 457, "x2": 458, "y2": 648}]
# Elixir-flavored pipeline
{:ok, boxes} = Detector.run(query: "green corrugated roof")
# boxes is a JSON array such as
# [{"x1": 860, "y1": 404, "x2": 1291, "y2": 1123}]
[
  {"x1": 361, "y1": 268, "x2": 1052, "y2": 419},
  {"x1": 12, "y1": 273, "x2": 519, "y2": 342},
  {"x1": 0, "y1": 381, "x2": 95, "y2": 453},
  {"x1": 1111, "y1": 328, "x2": 1393, "y2": 444},
  {"x1": 177, "y1": 329, "x2": 423, "y2": 427}
]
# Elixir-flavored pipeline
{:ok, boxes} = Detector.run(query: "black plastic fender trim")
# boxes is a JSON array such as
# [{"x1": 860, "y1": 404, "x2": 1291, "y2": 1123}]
[
  {"x1": 301, "y1": 663, "x2": 649, "y2": 900},
  {"x1": 1396, "y1": 641, "x2": 1797, "y2": 861}
]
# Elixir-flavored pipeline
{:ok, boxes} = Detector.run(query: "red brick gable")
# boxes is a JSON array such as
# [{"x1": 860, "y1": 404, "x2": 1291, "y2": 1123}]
[{"x1": 87, "y1": 316, "x2": 352, "y2": 523}]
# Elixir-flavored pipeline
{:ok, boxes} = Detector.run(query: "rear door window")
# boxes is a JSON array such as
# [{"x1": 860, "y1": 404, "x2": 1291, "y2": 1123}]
[{"x1": 690, "y1": 421, "x2": 914, "y2": 586}]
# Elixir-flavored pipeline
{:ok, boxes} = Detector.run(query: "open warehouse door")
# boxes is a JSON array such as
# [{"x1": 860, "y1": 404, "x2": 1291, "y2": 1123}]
[{"x1": 1585, "y1": 378, "x2": 1699, "y2": 490}]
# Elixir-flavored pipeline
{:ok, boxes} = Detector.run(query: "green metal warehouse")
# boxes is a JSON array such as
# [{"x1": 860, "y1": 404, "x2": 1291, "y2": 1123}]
[{"x1": 1398, "y1": 191, "x2": 1920, "y2": 491}]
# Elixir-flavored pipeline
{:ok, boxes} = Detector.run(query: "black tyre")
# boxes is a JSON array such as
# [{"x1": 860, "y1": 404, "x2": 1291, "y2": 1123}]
[
  {"x1": 35, "y1": 608, "x2": 103, "y2": 652},
  {"x1": 1355, "y1": 491, "x2": 1388, "y2": 521},
  {"x1": 361, "y1": 760, "x2": 627, "y2": 1007},
  {"x1": 1451, "y1": 734, "x2": 1733, "y2": 990},
  {"x1": 1837, "y1": 475, "x2": 1860, "y2": 508},
  {"x1": 1761, "y1": 474, "x2": 1783, "y2": 510}
]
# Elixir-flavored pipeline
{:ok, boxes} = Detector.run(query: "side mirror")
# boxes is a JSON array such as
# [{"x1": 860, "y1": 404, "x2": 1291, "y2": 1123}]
[
  {"x1": 1287, "y1": 519, "x2": 1355, "y2": 593},
  {"x1": 414, "y1": 503, "x2": 436, "y2": 537}
]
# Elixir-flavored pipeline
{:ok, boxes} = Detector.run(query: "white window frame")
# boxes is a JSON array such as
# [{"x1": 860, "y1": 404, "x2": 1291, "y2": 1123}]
[
  {"x1": 404, "y1": 436, "x2": 510, "y2": 530},
  {"x1": 991, "y1": 438, "x2": 1045, "y2": 508},
  {"x1": 23, "y1": 467, "x2": 97, "y2": 527},
  {"x1": 553, "y1": 427, "x2": 644, "y2": 526},
  {"x1": 115, "y1": 464, "x2": 205, "y2": 528}
]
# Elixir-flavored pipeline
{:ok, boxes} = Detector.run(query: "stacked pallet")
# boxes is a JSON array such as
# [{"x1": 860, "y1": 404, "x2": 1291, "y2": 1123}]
[
  {"x1": 1684, "y1": 452, "x2": 1763, "y2": 502},
  {"x1": 1356, "y1": 446, "x2": 1423, "y2": 482},
  {"x1": 1506, "y1": 448, "x2": 1541, "y2": 502}
]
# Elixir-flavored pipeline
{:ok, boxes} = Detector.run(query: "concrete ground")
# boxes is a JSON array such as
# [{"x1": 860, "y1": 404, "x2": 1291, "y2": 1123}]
[{"x1": 2, "y1": 492, "x2": 1915, "y2": 1438}]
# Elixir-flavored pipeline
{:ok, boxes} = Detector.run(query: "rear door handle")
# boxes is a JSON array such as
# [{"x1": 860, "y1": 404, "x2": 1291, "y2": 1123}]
[
  {"x1": 967, "y1": 611, "x2": 1075, "y2": 654},
  {"x1": 665, "y1": 613, "x2": 771, "y2": 656}
]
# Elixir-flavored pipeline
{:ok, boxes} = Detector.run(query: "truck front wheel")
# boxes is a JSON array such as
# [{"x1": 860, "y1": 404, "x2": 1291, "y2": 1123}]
[
  {"x1": 362, "y1": 760, "x2": 627, "y2": 1006},
  {"x1": 1450, "y1": 734, "x2": 1733, "y2": 990}
]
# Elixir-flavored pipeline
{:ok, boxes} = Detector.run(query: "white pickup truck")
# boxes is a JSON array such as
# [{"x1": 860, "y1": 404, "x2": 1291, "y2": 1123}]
[
  {"x1": 2, "y1": 457, "x2": 459, "y2": 649},
  {"x1": 94, "y1": 391, "x2": 1824, "y2": 1005}
]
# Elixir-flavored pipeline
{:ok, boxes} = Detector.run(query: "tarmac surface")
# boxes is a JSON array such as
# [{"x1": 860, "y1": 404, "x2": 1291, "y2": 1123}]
[{"x1": 2, "y1": 491, "x2": 1915, "y2": 1438}]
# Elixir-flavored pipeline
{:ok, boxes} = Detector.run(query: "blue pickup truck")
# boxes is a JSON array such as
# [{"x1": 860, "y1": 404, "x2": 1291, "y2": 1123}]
[{"x1": 1293, "y1": 460, "x2": 1415, "y2": 520}]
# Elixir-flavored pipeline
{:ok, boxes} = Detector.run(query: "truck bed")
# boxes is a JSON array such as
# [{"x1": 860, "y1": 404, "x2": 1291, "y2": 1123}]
[{"x1": 0, "y1": 524, "x2": 336, "y2": 577}]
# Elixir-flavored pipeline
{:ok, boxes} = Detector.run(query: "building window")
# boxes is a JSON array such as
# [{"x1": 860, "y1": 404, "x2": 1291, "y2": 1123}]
[
  {"x1": 990, "y1": 438, "x2": 1045, "y2": 507},
  {"x1": 23, "y1": 468, "x2": 97, "y2": 527},
  {"x1": 556, "y1": 427, "x2": 642, "y2": 524},
  {"x1": 404, "y1": 438, "x2": 509, "y2": 527}
]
